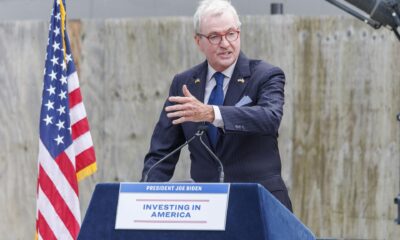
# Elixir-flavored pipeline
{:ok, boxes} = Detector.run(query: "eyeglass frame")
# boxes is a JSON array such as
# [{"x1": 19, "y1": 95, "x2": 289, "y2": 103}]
[{"x1": 196, "y1": 29, "x2": 240, "y2": 45}]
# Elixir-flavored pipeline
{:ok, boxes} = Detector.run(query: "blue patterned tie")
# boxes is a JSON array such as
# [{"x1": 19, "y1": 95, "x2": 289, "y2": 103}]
[{"x1": 207, "y1": 72, "x2": 225, "y2": 148}]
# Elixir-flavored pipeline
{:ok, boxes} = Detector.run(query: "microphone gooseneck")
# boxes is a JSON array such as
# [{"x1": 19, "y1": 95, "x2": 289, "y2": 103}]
[
  {"x1": 143, "y1": 126, "x2": 207, "y2": 182},
  {"x1": 199, "y1": 131, "x2": 225, "y2": 183}
]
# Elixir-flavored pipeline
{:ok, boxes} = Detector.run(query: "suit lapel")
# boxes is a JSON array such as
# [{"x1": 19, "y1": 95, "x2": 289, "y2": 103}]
[
  {"x1": 184, "y1": 61, "x2": 212, "y2": 146},
  {"x1": 186, "y1": 61, "x2": 207, "y2": 103},
  {"x1": 223, "y1": 52, "x2": 251, "y2": 106}
]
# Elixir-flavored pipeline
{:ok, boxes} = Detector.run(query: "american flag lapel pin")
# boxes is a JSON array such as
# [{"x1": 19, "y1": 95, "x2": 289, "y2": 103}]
[
  {"x1": 194, "y1": 79, "x2": 201, "y2": 84},
  {"x1": 237, "y1": 78, "x2": 245, "y2": 84}
]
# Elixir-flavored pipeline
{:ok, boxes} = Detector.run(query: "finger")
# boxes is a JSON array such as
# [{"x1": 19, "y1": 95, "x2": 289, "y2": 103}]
[
  {"x1": 165, "y1": 103, "x2": 188, "y2": 112},
  {"x1": 168, "y1": 96, "x2": 191, "y2": 104},
  {"x1": 172, "y1": 117, "x2": 184, "y2": 124},
  {"x1": 172, "y1": 116, "x2": 193, "y2": 125},
  {"x1": 166, "y1": 110, "x2": 189, "y2": 118},
  {"x1": 182, "y1": 85, "x2": 193, "y2": 98}
]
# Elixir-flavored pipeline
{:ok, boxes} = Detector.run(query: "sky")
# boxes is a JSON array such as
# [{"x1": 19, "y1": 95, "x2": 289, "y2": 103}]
[{"x1": 0, "y1": 0, "x2": 345, "y2": 21}]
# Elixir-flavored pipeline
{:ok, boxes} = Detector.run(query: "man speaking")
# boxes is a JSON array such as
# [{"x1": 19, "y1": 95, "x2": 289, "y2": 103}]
[{"x1": 141, "y1": 0, "x2": 292, "y2": 211}]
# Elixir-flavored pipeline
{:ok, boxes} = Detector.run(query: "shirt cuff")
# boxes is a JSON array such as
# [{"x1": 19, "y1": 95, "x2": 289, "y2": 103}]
[{"x1": 212, "y1": 106, "x2": 224, "y2": 128}]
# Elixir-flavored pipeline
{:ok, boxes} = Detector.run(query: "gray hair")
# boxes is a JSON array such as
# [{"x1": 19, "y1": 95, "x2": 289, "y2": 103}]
[{"x1": 193, "y1": 0, "x2": 242, "y2": 34}]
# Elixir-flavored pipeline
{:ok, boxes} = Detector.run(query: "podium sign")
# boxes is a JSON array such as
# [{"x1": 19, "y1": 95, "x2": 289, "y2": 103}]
[{"x1": 115, "y1": 183, "x2": 230, "y2": 231}]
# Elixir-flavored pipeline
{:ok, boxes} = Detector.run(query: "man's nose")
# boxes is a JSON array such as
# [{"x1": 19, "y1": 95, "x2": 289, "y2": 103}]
[{"x1": 219, "y1": 36, "x2": 230, "y2": 47}]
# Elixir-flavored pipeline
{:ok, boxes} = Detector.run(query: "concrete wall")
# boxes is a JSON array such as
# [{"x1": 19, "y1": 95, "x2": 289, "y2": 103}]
[{"x1": 0, "y1": 16, "x2": 399, "y2": 239}]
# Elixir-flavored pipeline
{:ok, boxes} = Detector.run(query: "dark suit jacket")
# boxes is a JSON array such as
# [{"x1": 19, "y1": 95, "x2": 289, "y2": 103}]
[{"x1": 142, "y1": 52, "x2": 292, "y2": 210}]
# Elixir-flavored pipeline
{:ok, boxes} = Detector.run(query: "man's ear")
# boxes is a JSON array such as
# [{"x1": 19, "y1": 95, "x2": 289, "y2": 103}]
[
  {"x1": 194, "y1": 35, "x2": 203, "y2": 52},
  {"x1": 195, "y1": 35, "x2": 202, "y2": 46}
]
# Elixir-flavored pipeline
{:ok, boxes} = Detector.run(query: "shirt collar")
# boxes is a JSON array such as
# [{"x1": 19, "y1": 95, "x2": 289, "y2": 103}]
[{"x1": 206, "y1": 60, "x2": 237, "y2": 82}]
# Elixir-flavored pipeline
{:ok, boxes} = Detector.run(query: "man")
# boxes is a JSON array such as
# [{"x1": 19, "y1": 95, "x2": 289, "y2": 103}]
[{"x1": 141, "y1": 0, "x2": 292, "y2": 211}]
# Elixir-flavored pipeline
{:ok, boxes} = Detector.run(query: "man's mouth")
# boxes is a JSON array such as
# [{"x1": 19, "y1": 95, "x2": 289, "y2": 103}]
[{"x1": 218, "y1": 51, "x2": 232, "y2": 58}]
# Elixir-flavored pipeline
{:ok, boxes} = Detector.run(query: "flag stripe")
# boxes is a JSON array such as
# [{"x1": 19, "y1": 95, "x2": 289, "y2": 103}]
[
  {"x1": 55, "y1": 152, "x2": 79, "y2": 195},
  {"x1": 64, "y1": 144, "x2": 77, "y2": 169},
  {"x1": 70, "y1": 102, "x2": 86, "y2": 125},
  {"x1": 76, "y1": 147, "x2": 96, "y2": 172},
  {"x1": 67, "y1": 71, "x2": 79, "y2": 93},
  {"x1": 69, "y1": 88, "x2": 82, "y2": 109},
  {"x1": 37, "y1": 187, "x2": 73, "y2": 240},
  {"x1": 73, "y1": 132, "x2": 93, "y2": 156},
  {"x1": 39, "y1": 166, "x2": 80, "y2": 239},
  {"x1": 39, "y1": 141, "x2": 81, "y2": 221},
  {"x1": 71, "y1": 117, "x2": 89, "y2": 140},
  {"x1": 37, "y1": 212, "x2": 57, "y2": 240}
]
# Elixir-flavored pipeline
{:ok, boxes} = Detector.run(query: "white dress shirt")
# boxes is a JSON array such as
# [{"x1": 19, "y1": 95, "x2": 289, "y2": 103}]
[{"x1": 204, "y1": 62, "x2": 237, "y2": 128}]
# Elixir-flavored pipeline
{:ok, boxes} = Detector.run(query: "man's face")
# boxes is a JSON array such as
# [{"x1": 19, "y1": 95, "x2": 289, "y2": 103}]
[{"x1": 195, "y1": 12, "x2": 241, "y2": 72}]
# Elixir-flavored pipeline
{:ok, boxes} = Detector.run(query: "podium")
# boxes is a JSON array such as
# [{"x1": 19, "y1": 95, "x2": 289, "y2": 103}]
[{"x1": 78, "y1": 183, "x2": 315, "y2": 240}]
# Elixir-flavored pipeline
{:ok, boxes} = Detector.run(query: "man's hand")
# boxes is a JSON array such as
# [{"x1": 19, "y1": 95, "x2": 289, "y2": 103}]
[{"x1": 166, "y1": 85, "x2": 214, "y2": 124}]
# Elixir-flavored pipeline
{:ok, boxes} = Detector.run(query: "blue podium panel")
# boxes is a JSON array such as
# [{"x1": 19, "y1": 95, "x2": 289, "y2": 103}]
[{"x1": 78, "y1": 183, "x2": 315, "y2": 240}]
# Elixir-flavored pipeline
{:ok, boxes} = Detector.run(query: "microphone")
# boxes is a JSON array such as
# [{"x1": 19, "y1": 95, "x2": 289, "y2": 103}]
[
  {"x1": 198, "y1": 126, "x2": 225, "y2": 183},
  {"x1": 143, "y1": 125, "x2": 207, "y2": 182},
  {"x1": 345, "y1": 0, "x2": 400, "y2": 29},
  {"x1": 326, "y1": 0, "x2": 400, "y2": 40},
  {"x1": 325, "y1": 0, "x2": 382, "y2": 28}
]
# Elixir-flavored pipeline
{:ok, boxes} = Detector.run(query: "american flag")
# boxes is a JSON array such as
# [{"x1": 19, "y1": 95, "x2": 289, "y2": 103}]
[{"x1": 36, "y1": 0, "x2": 96, "y2": 239}]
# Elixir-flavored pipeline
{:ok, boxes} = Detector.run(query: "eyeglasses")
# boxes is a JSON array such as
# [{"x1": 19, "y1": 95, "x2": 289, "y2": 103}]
[{"x1": 196, "y1": 29, "x2": 240, "y2": 45}]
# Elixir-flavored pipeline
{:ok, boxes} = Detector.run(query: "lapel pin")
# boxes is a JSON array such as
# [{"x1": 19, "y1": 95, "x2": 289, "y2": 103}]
[
  {"x1": 194, "y1": 79, "x2": 201, "y2": 84},
  {"x1": 237, "y1": 78, "x2": 245, "y2": 84}
]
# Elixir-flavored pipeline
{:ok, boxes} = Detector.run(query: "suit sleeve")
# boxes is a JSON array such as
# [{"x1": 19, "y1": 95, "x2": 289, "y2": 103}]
[
  {"x1": 219, "y1": 67, "x2": 285, "y2": 135},
  {"x1": 141, "y1": 76, "x2": 185, "y2": 182}
]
